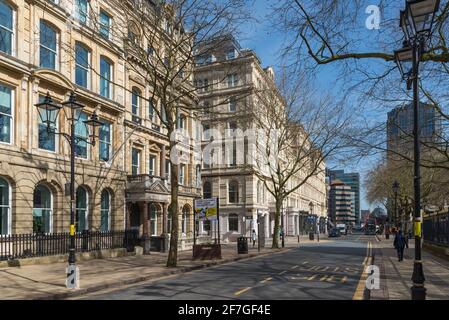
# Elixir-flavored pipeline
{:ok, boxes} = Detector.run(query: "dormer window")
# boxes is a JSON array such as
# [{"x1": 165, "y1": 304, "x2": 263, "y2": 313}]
[{"x1": 226, "y1": 50, "x2": 237, "y2": 60}]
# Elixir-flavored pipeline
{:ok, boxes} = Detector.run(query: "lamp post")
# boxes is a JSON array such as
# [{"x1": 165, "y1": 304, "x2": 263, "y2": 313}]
[
  {"x1": 35, "y1": 92, "x2": 103, "y2": 289},
  {"x1": 392, "y1": 180, "x2": 400, "y2": 229},
  {"x1": 394, "y1": 0, "x2": 440, "y2": 300}
]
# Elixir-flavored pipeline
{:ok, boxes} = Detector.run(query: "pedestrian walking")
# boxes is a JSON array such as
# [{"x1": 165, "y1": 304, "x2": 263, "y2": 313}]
[
  {"x1": 251, "y1": 229, "x2": 257, "y2": 248},
  {"x1": 394, "y1": 229, "x2": 407, "y2": 262}
]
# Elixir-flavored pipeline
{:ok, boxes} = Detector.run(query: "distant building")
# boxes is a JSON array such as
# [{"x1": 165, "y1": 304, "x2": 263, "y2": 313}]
[
  {"x1": 328, "y1": 180, "x2": 355, "y2": 227},
  {"x1": 326, "y1": 169, "x2": 361, "y2": 224},
  {"x1": 361, "y1": 210, "x2": 371, "y2": 224},
  {"x1": 387, "y1": 102, "x2": 442, "y2": 156}
]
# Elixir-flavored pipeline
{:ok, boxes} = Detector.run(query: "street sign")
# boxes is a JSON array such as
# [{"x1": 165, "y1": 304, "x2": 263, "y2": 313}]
[{"x1": 194, "y1": 198, "x2": 218, "y2": 220}]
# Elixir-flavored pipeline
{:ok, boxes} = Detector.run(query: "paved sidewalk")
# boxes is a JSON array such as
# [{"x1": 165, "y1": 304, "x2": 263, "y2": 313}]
[
  {"x1": 370, "y1": 237, "x2": 449, "y2": 300},
  {"x1": 0, "y1": 236, "x2": 323, "y2": 300}
]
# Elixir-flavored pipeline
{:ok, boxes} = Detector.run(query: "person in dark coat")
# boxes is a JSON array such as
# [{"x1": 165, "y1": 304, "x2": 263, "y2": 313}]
[{"x1": 394, "y1": 229, "x2": 408, "y2": 261}]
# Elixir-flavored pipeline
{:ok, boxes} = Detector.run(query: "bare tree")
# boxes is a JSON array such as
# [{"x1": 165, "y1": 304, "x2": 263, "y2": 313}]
[
  {"x1": 248, "y1": 73, "x2": 350, "y2": 248},
  {"x1": 271, "y1": 0, "x2": 449, "y2": 172}
]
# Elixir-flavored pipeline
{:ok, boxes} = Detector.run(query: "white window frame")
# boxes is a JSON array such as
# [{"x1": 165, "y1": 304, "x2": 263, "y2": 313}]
[
  {"x1": 99, "y1": 56, "x2": 113, "y2": 99},
  {"x1": 99, "y1": 120, "x2": 112, "y2": 162},
  {"x1": 149, "y1": 154, "x2": 156, "y2": 176},
  {"x1": 99, "y1": 9, "x2": 111, "y2": 40},
  {"x1": 0, "y1": 84, "x2": 14, "y2": 146},
  {"x1": 74, "y1": 111, "x2": 89, "y2": 160},
  {"x1": 150, "y1": 204, "x2": 158, "y2": 236},
  {"x1": 32, "y1": 184, "x2": 53, "y2": 234},
  {"x1": 75, "y1": 0, "x2": 89, "y2": 25},
  {"x1": 75, "y1": 42, "x2": 91, "y2": 89},
  {"x1": 76, "y1": 186, "x2": 89, "y2": 231},
  {"x1": 131, "y1": 148, "x2": 141, "y2": 175},
  {"x1": 100, "y1": 189, "x2": 111, "y2": 231},
  {"x1": 0, "y1": 176, "x2": 12, "y2": 236},
  {"x1": 0, "y1": 0, "x2": 15, "y2": 56},
  {"x1": 39, "y1": 20, "x2": 59, "y2": 71}
]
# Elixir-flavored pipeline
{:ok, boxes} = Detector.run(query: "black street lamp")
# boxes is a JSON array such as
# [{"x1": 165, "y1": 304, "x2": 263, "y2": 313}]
[
  {"x1": 392, "y1": 180, "x2": 400, "y2": 228},
  {"x1": 35, "y1": 91, "x2": 103, "y2": 289},
  {"x1": 394, "y1": 0, "x2": 439, "y2": 301}
]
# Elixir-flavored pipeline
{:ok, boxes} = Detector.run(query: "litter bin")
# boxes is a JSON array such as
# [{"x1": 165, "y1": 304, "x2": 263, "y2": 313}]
[
  {"x1": 237, "y1": 236, "x2": 248, "y2": 254},
  {"x1": 309, "y1": 232, "x2": 314, "y2": 240}
]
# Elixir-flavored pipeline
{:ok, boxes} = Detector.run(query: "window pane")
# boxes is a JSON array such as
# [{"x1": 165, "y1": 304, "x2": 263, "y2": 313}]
[
  {"x1": 99, "y1": 11, "x2": 110, "y2": 38},
  {"x1": 100, "y1": 58, "x2": 111, "y2": 98},
  {"x1": 100, "y1": 190, "x2": 109, "y2": 231},
  {"x1": 0, "y1": 29, "x2": 12, "y2": 55},
  {"x1": 99, "y1": 122, "x2": 111, "y2": 161},
  {"x1": 75, "y1": 112, "x2": 88, "y2": 158},
  {"x1": 76, "y1": 187, "x2": 87, "y2": 231},
  {"x1": 75, "y1": 44, "x2": 88, "y2": 87},
  {"x1": 33, "y1": 185, "x2": 52, "y2": 233},
  {"x1": 77, "y1": 0, "x2": 88, "y2": 24},
  {"x1": 0, "y1": 1, "x2": 13, "y2": 30},
  {"x1": 0, "y1": 177, "x2": 9, "y2": 235},
  {"x1": 0, "y1": 85, "x2": 11, "y2": 143},
  {"x1": 40, "y1": 21, "x2": 57, "y2": 69}
]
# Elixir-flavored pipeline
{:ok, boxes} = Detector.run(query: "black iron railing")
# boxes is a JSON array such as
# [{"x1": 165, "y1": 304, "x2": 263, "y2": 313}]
[
  {"x1": 0, "y1": 230, "x2": 139, "y2": 261},
  {"x1": 423, "y1": 212, "x2": 449, "y2": 246}
]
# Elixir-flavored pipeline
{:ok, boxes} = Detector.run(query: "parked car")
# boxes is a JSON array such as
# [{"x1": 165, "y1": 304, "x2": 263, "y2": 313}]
[{"x1": 328, "y1": 228, "x2": 341, "y2": 237}]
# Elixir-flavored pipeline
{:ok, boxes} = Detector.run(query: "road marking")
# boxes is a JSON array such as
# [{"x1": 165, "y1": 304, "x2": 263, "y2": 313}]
[
  {"x1": 260, "y1": 277, "x2": 272, "y2": 284},
  {"x1": 235, "y1": 287, "x2": 252, "y2": 296},
  {"x1": 320, "y1": 275, "x2": 330, "y2": 281},
  {"x1": 291, "y1": 265, "x2": 298, "y2": 269},
  {"x1": 279, "y1": 270, "x2": 287, "y2": 275},
  {"x1": 308, "y1": 274, "x2": 317, "y2": 281},
  {"x1": 353, "y1": 241, "x2": 373, "y2": 300},
  {"x1": 309, "y1": 265, "x2": 320, "y2": 271},
  {"x1": 341, "y1": 276, "x2": 348, "y2": 283},
  {"x1": 321, "y1": 266, "x2": 330, "y2": 271},
  {"x1": 302, "y1": 261, "x2": 309, "y2": 265},
  {"x1": 334, "y1": 267, "x2": 340, "y2": 272}
]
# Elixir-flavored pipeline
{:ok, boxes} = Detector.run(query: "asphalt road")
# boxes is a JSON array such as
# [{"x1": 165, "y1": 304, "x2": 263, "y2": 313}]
[{"x1": 78, "y1": 234, "x2": 375, "y2": 300}]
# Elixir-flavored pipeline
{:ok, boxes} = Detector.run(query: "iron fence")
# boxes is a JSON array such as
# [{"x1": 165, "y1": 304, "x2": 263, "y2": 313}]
[
  {"x1": 0, "y1": 230, "x2": 139, "y2": 261},
  {"x1": 423, "y1": 212, "x2": 449, "y2": 246}
]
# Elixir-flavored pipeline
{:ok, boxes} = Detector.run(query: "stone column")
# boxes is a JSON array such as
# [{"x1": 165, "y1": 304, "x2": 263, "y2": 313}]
[
  {"x1": 162, "y1": 203, "x2": 169, "y2": 252},
  {"x1": 160, "y1": 145, "x2": 166, "y2": 177}
]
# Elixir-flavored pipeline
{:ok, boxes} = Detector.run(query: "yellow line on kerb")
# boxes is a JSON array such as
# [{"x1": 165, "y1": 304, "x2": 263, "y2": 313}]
[
  {"x1": 235, "y1": 287, "x2": 252, "y2": 296},
  {"x1": 353, "y1": 242, "x2": 373, "y2": 300}
]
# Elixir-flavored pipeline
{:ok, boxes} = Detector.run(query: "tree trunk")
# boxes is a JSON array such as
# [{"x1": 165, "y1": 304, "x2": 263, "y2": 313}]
[
  {"x1": 272, "y1": 199, "x2": 282, "y2": 249},
  {"x1": 167, "y1": 138, "x2": 179, "y2": 267}
]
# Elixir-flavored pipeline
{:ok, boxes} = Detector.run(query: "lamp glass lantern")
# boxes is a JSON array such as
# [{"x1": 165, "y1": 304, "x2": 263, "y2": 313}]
[
  {"x1": 406, "y1": 0, "x2": 440, "y2": 37},
  {"x1": 84, "y1": 111, "x2": 104, "y2": 145},
  {"x1": 400, "y1": 10, "x2": 414, "y2": 42},
  {"x1": 394, "y1": 45, "x2": 414, "y2": 81},
  {"x1": 35, "y1": 93, "x2": 62, "y2": 129},
  {"x1": 62, "y1": 92, "x2": 86, "y2": 121}
]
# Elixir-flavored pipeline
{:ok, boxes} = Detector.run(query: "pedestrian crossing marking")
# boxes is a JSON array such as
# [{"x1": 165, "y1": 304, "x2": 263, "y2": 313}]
[
  {"x1": 334, "y1": 267, "x2": 340, "y2": 272},
  {"x1": 291, "y1": 265, "x2": 298, "y2": 269},
  {"x1": 341, "y1": 276, "x2": 347, "y2": 283},
  {"x1": 320, "y1": 275, "x2": 329, "y2": 281},
  {"x1": 308, "y1": 274, "x2": 317, "y2": 281},
  {"x1": 321, "y1": 266, "x2": 330, "y2": 271},
  {"x1": 302, "y1": 261, "x2": 309, "y2": 265},
  {"x1": 279, "y1": 270, "x2": 287, "y2": 275}
]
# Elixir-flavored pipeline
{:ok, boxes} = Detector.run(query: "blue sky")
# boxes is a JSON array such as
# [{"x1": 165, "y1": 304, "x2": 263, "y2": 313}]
[{"x1": 237, "y1": 0, "x2": 391, "y2": 212}]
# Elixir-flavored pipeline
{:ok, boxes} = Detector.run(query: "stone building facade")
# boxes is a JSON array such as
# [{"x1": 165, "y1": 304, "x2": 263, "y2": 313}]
[
  {"x1": 0, "y1": 0, "x2": 201, "y2": 246},
  {"x1": 194, "y1": 36, "x2": 327, "y2": 243}
]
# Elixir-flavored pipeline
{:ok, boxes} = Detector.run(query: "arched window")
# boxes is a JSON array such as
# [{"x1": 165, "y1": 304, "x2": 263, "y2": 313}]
[
  {"x1": 203, "y1": 181, "x2": 212, "y2": 199},
  {"x1": 0, "y1": 0, "x2": 15, "y2": 56},
  {"x1": 76, "y1": 187, "x2": 88, "y2": 232},
  {"x1": 100, "y1": 189, "x2": 110, "y2": 231},
  {"x1": 149, "y1": 204, "x2": 158, "y2": 236},
  {"x1": 0, "y1": 177, "x2": 11, "y2": 235},
  {"x1": 33, "y1": 184, "x2": 52, "y2": 233},
  {"x1": 39, "y1": 20, "x2": 58, "y2": 70},
  {"x1": 228, "y1": 214, "x2": 238, "y2": 232},
  {"x1": 182, "y1": 206, "x2": 190, "y2": 234},
  {"x1": 228, "y1": 180, "x2": 239, "y2": 203}
]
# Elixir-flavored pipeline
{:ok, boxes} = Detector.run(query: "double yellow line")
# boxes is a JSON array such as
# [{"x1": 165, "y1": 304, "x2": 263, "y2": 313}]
[{"x1": 353, "y1": 241, "x2": 373, "y2": 300}]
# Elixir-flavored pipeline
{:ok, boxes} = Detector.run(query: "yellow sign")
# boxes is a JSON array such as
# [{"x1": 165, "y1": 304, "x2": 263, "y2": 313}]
[
  {"x1": 414, "y1": 221, "x2": 422, "y2": 237},
  {"x1": 70, "y1": 224, "x2": 75, "y2": 236},
  {"x1": 195, "y1": 198, "x2": 218, "y2": 220}
]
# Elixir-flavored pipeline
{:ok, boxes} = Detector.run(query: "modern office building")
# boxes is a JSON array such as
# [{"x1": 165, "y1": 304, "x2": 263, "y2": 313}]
[
  {"x1": 387, "y1": 102, "x2": 442, "y2": 156},
  {"x1": 326, "y1": 169, "x2": 360, "y2": 224},
  {"x1": 328, "y1": 179, "x2": 355, "y2": 227}
]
